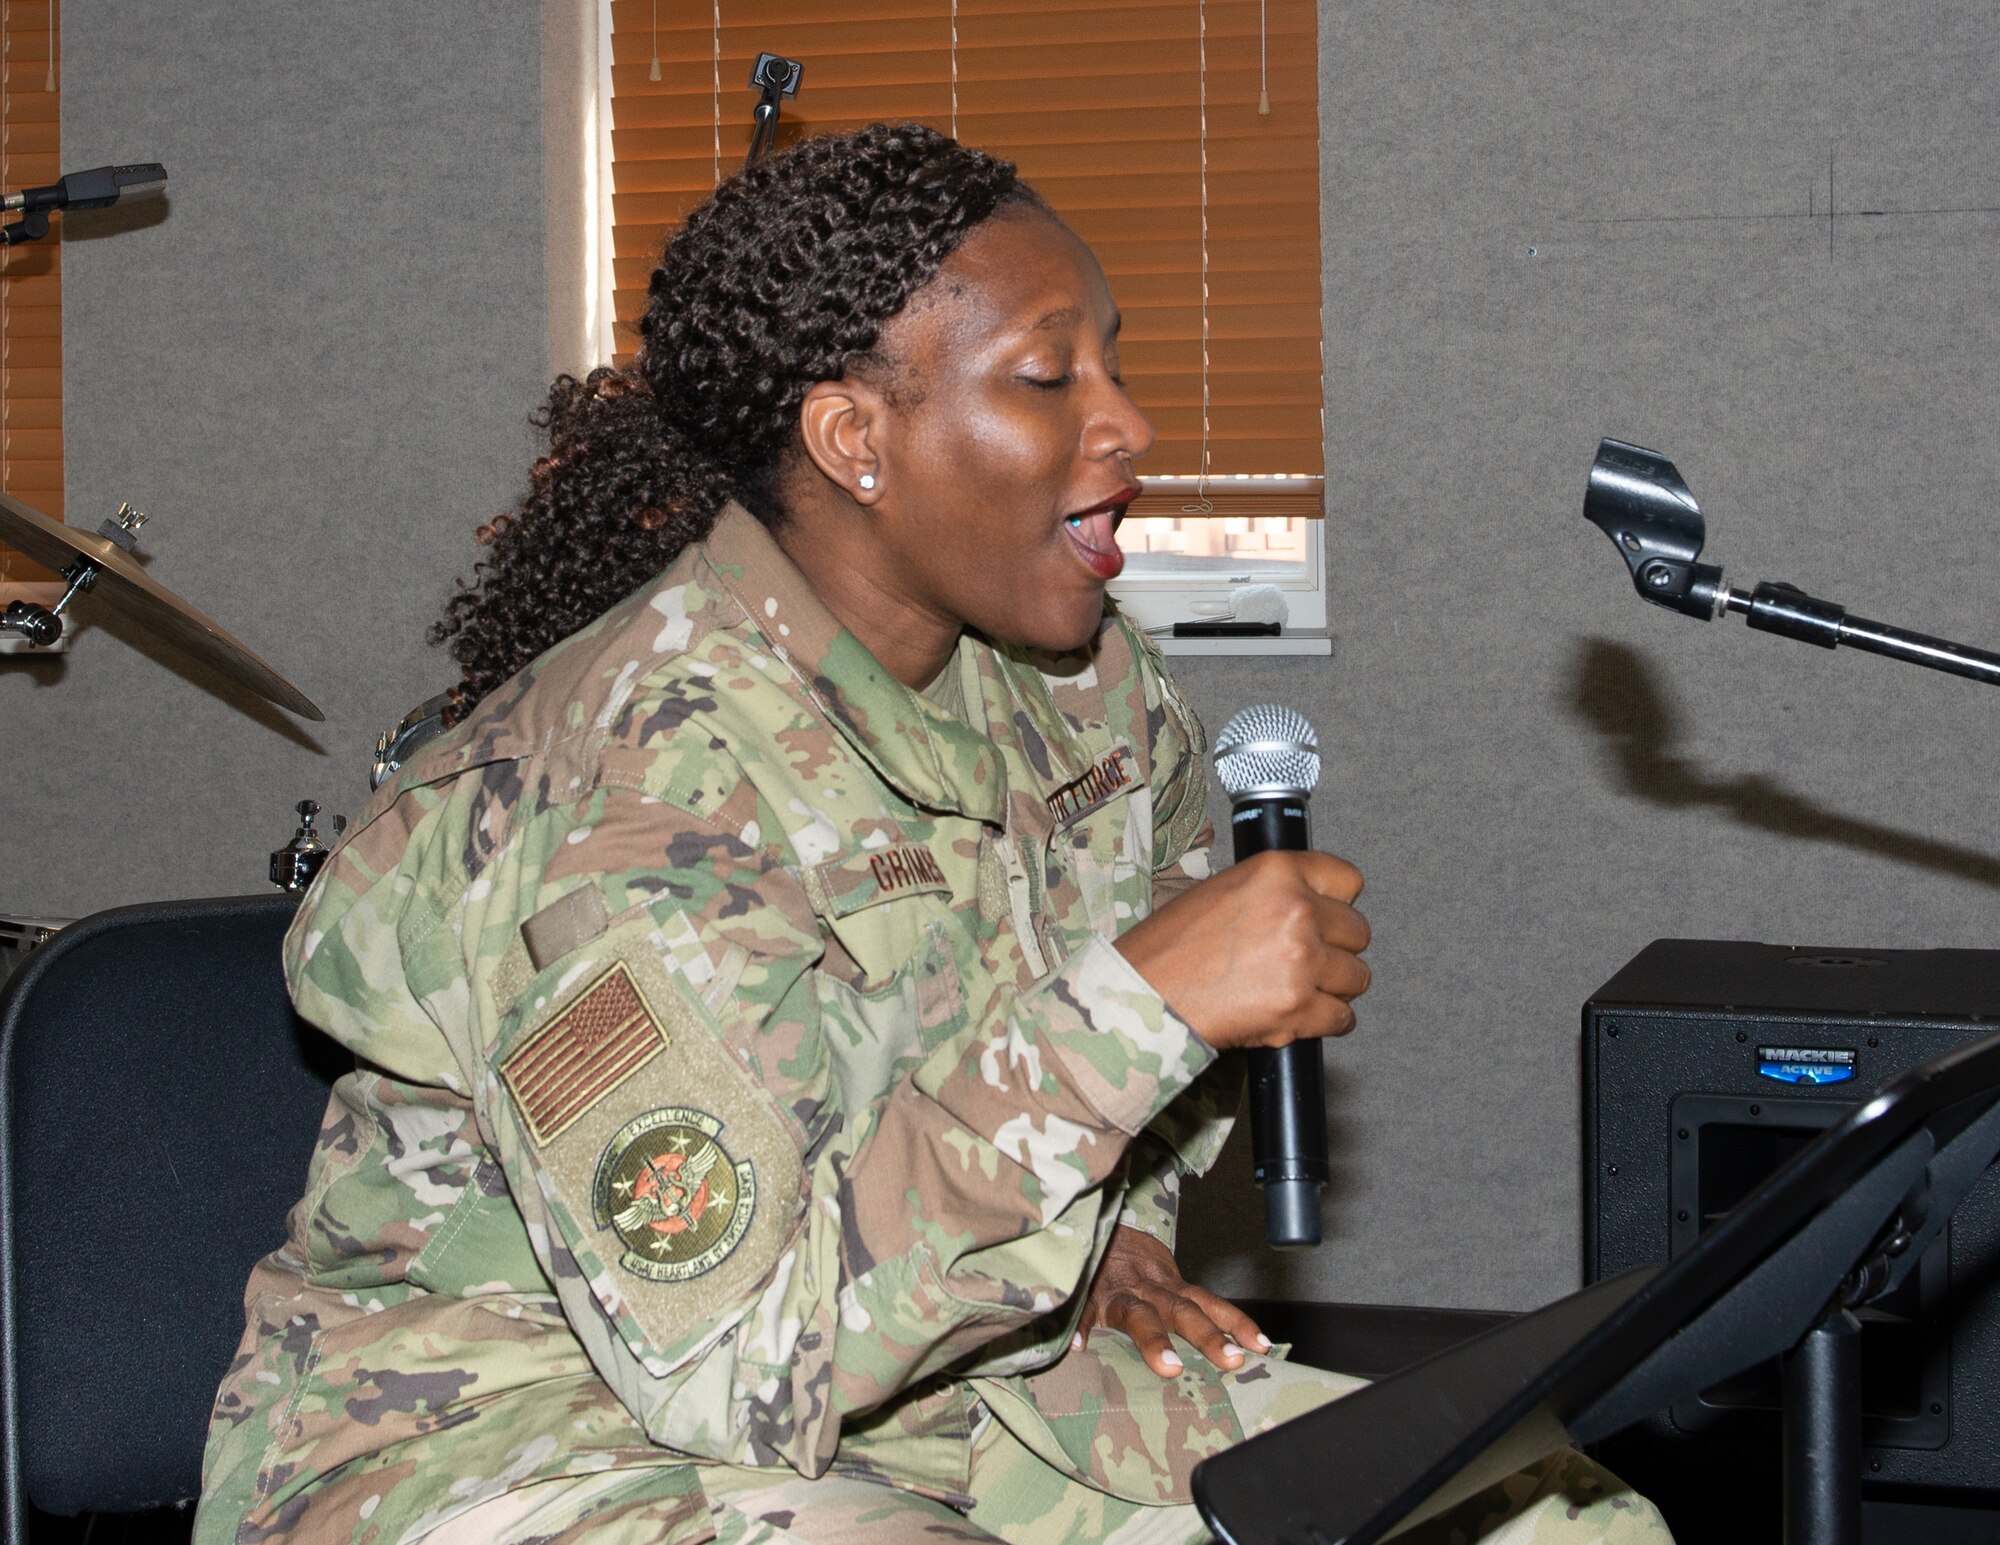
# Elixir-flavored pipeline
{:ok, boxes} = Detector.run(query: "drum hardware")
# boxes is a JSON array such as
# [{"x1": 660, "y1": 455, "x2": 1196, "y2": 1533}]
[
  {"x1": 5, "y1": 503, "x2": 146, "y2": 643},
  {"x1": 0, "y1": 914, "x2": 70, "y2": 987},
  {"x1": 270, "y1": 800, "x2": 345, "y2": 893},
  {"x1": 371, "y1": 688, "x2": 456, "y2": 790},
  {"x1": 0, "y1": 491, "x2": 324, "y2": 720}
]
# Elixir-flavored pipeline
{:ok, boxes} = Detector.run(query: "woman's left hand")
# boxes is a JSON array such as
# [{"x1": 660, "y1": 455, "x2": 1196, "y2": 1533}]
[{"x1": 1073, "y1": 1226, "x2": 1272, "y2": 1378}]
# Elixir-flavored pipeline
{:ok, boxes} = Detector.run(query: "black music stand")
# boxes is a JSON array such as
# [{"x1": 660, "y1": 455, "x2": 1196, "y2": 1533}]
[{"x1": 1192, "y1": 1029, "x2": 2000, "y2": 1545}]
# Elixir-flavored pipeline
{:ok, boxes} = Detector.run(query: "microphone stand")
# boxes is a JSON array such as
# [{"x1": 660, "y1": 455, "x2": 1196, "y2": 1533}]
[
  {"x1": 1714, "y1": 581, "x2": 2000, "y2": 686},
  {"x1": 1585, "y1": 439, "x2": 2000, "y2": 687},
  {"x1": 747, "y1": 82, "x2": 783, "y2": 167},
  {"x1": 743, "y1": 53, "x2": 803, "y2": 169},
  {"x1": 0, "y1": 211, "x2": 48, "y2": 245},
  {"x1": 3, "y1": 164, "x2": 169, "y2": 243}
]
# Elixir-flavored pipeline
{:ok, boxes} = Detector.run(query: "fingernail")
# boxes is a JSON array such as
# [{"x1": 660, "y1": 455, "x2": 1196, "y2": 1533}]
[
  {"x1": 1254, "y1": 1333, "x2": 1272, "y2": 1351},
  {"x1": 1072, "y1": 1332, "x2": 1084, "y2": 1350},
  {"x1": 1159, "y1": 1349, "x2": 1183, "y2": 1371},
  {"x1": 1222, "y1": 1341, "x2": 1244, "y2": 1361}
]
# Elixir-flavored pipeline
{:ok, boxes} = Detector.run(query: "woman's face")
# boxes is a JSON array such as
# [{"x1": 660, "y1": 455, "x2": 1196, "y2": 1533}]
[{"x1": 839, "y1": 209, "x2": 1155, "y2": 662}]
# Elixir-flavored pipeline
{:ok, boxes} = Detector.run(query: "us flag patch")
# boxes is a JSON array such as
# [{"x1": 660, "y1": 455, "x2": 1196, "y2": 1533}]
[{"x1": 502, "y1": 963, "x2": 669, "y2": 1146}]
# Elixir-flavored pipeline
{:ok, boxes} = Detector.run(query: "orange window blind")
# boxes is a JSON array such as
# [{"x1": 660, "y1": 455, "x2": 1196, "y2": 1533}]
[
  {"x1": 606, "y1": 0, "x2": 1321, "y2": 520},
  {"x1": 0, "y1": 0, "x2": 60, "y2": 589}
]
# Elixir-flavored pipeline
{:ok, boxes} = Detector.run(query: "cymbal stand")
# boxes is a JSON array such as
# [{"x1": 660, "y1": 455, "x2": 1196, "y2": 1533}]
[{"x1": 0, "y1": 505, "x2": 147, "y2": 648}]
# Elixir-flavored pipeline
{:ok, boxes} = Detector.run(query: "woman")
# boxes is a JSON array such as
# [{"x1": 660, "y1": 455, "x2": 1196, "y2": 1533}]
[{"x1": 198, "y1": 125, "x2": 1669, "y2": 1544}]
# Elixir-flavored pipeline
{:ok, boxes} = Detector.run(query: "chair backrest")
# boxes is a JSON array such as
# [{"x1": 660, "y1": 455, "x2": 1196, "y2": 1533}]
[{"x1": 0, "y1": 895, "x2": 345, "y2": 1529}]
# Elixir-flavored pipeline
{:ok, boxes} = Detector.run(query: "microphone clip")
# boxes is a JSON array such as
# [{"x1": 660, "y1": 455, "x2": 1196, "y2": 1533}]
[
  {"x1": 1, "y1": 162, "x2": 168, "y2": 244},
  {"x1": 1583, "y1": 439, "x2": 1729, "y2": 621},
  {"x1": 1584, "y1": 437, "x2": 2000, "y2": 686},
  {"x1": 745, "y1": 53, "x2": 803, "y2": 169}
]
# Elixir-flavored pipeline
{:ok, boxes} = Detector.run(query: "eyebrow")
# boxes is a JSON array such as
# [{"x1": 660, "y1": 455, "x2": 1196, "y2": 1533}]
[{"x1": 1028, "y1": 307, "x2": 1124, "y2": 338}]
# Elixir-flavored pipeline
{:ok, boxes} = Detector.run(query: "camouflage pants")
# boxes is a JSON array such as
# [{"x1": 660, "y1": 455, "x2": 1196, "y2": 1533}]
[{"x1": 420, "y1": 1352, "x2": 1672, "y2": 1545}]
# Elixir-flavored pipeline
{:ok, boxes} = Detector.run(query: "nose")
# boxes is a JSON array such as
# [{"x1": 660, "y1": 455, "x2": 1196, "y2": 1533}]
[{"x1": 1086, "y1": 372, "x2": 1155, "y2": 467}]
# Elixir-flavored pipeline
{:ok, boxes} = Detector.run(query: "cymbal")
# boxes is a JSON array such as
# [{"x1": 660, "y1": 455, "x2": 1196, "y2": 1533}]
[{"x1": 0, "y1": 492, "x2": 324, "y2": 721}]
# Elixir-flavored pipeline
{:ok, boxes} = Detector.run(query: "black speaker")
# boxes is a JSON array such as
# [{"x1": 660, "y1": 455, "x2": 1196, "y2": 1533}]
[{"x1": 1584, "y1": 938, "x2": 2000, "y2": 1493}]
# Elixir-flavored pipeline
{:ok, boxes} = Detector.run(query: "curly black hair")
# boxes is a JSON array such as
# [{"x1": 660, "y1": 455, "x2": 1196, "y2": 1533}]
[{"x1": 431, "y1": 123, "x2": 1041, "y2": 720}]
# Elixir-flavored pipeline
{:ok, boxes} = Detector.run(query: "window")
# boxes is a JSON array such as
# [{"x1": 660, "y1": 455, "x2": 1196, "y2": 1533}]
[
  {"x1": 596, "y1": 0, "x2": 1324, "y2": 634},
  {"x1": 0, "y1": 0, "x2": 63, "y2": 615}
]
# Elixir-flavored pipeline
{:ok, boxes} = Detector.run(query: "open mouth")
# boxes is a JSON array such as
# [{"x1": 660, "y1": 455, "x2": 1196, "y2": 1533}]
[{"x1": 1063, "y1": 486, "x2": 1141, "y2": 581}]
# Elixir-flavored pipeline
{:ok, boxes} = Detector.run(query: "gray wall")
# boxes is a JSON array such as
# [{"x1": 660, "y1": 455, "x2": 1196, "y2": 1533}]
[
  {"x1": 1178, "y1": 0, "x2": 2000, "y2": 1309},
  {"x1": 3, "y1": 2, "x2": 563, "y2": 914},
  {"x1": 8, "y1": 2, "x2": 1999, "y2": 1312}
]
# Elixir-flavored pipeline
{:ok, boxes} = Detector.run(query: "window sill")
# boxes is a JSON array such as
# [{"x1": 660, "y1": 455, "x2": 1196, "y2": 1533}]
[{"x1": 1151, "y1": 630, "x2": 1331, "y2": 657}]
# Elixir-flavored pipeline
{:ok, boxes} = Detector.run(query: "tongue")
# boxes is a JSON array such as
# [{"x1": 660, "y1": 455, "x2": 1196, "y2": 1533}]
[
  {"x1": 1066, "y1": 508, "x2": 1125, "y2": 580},
  {"x1": 1072, "y1": 509, "x2": 1118, "y2": 551}
]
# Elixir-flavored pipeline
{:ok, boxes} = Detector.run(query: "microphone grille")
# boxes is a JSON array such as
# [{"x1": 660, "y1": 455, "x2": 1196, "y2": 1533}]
[{"x1": 1213, "y1": 703, "x2": 1320, "y2": 798}]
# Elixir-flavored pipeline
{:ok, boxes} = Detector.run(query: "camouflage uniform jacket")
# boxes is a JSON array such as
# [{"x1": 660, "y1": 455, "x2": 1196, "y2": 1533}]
[{"x1": 199, "y1": 504, "x2": 1239, "y2": 1545}]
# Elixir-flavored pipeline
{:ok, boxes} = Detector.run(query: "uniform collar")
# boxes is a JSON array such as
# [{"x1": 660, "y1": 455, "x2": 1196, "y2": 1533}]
[
  {"x1": 968, "y1": 637, "x2": 1107, "y2": 797},
  {"x1": 697, "y1": 504, "x2": 1010, "y2": 824}
]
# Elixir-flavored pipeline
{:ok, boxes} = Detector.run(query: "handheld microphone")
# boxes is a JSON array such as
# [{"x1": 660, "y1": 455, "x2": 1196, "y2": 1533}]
[
  {"x1": 1213, "y1": 704, "x2": 1329, "y2": 1249},
  {"x1": 2, "y1": 163, "x2": 168, "y2": 214}
]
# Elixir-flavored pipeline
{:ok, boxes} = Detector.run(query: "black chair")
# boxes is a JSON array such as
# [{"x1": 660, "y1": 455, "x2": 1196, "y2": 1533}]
[{"x1": 0, "y1": 895, "x2": 344, "y2": 1544}]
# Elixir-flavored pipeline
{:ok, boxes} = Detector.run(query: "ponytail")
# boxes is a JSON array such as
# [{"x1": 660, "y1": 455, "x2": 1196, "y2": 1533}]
[{"x1": 433, "y1": 123, "x2": 1033, "y2": 723}]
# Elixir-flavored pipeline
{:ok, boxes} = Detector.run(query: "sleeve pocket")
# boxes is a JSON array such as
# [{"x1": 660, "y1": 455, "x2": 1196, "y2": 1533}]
[{"x1": 487, "y1": 924, "x2": 809, "y2": 1376}]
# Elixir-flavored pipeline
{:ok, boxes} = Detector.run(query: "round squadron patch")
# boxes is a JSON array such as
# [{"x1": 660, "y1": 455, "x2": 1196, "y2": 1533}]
[{"x1": 591, "y1": 1107, "x2": 757, "y2": 1283}]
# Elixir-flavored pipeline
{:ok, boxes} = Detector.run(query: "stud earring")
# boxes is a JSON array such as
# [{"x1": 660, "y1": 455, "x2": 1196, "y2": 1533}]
[{"x1": 858, "y1": 473, "x2": 877, "y2": 491}]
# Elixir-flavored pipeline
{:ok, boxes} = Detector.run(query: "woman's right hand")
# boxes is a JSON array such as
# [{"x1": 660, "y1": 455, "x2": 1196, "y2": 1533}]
[{"x1": 1113, "y1": 851, "x2": 1371, "y2": 1051}]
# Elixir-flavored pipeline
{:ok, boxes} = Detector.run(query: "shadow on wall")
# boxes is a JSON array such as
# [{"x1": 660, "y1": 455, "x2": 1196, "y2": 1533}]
[
  {"x1": 1567, "y1": 638, "x2": 2000, "y2": 891},
  {"x1": 0, "y1": 613, "x2": 328, "y2": 755},
  {"x1": 62, "y1": 197, "x2": 170, "y2": 243},
  {"x1": 0, "y1": 650, "x2": 67, "y2": 689}
]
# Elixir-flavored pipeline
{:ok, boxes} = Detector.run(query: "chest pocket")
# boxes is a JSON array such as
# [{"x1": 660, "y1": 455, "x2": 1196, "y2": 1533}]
[
  {"x1": 803, "y1": 840, "x2": 955, "y2": 988},
  {"x1": 805, "y1": 843, "x2": 970, "y2": 1110},
  {"x1": 1061, "y1": 778, "x2": 1154, "y2": 940}
]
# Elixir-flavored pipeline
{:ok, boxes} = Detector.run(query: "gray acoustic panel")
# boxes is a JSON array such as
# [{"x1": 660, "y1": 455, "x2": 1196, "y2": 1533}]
[
  {"x1": 3, "y1": 1, "x2": 552, "y2": 915},
  {"x1": 1179, "y1": 1, "x2": 2000, "y2": 1310}
]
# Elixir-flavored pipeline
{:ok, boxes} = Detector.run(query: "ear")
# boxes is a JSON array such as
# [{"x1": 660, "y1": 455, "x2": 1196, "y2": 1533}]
[{"x1": 799, "y1": 378, "x2": 887, "y2": 506}]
